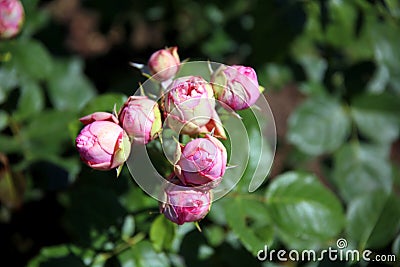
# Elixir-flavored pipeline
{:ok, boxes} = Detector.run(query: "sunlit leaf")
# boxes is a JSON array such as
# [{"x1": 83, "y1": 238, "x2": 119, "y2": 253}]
[
  {"x1": 14, "y1": 81, "x2": 44, "y2": 121},
  {"x1": 47, "y1": 59, "x2": 96, "y2": 111},
  {"x1": 81, "y1": 93, "x2": 127, "y2": 115},
  {"x1": 224, "y1": 196, "x2": 274, "y2": 255},
  {"x1": 2, "y1": 39, "x2": 53, "y2": 80},
  {"x1": 121, "y1": 215, "x2": 135, "y2": 241},
  {"x1": 27, "y1": 245, "x2": 86, "y2": 267},
  {"x1": 0, "y1": 111, "x2": 8, "y2": 131},
  {"x1": 333, "y1": 142, "x2": 392, "y2": 202},
  {"x1": 351, "y1": 107, "x2": 399, "y2": 144},
  {"x1": 118, "y1": 241, "x2": 170, "y2": 267},
  {"x1": 150, "y1": 214, "x2": 176, "y2": 252},
  {"x1": 346, "y1": 190, "x2": 400, "y2": 250},
  {"x1": 265, "y1": 171, "x2": 344, "y2": 250},
  {"x1": 288, "y1": 97, "x2": 350, "y2": 155}
]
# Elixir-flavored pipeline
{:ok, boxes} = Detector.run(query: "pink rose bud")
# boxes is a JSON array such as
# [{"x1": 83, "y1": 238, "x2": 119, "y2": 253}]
[
  {"x1": 0, "y1": 0, "x2": 24, "y2": 39},
  {"x1": 211, "y1": 65, "x2": 261, "y2": 110},
  {"x1": 118, "y1": 96, "x2": 162, "y2": 145},
  {"x1": 160, "y1": 184, "x2": 211, "y2": 225},
  {"x1": 76, "y1": 121, "x2": 131, "y2": 170},
  {"x1": 174, "y1": 134, "x2": 227, "y2": 188},
  {"x1": 148, "y1": 47, "x2": 180, "y2": 81},
  {"x1": 165, "y1": 76, "x2": 216, "y2": 135},
  {"x1": 79, "y1": 112, "x2": 119, "y2": 125}
]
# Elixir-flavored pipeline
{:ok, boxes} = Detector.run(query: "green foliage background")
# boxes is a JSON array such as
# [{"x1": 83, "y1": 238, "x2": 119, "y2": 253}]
[{"x1": 0, "y1": 0, "x2": 399, "y2": 266}]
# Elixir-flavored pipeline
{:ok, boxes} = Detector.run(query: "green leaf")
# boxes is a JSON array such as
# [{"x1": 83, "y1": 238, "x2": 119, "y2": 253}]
[
  {"x1": 346, "y1": 190, "x2": 400, "y2": 250},
  {"x1": 118, "y1": 241, "x2": 170, "y2": 267},
  {"x1": 352, "y1": 92, "x2": 400, "y2": 114},
  {"x1": 202, "y1": 28, "x2": 235, "y2": 60},
  {"x1": 393, "y1": 234, "x2": 400, "y2": 258},
  {"x1": 65, "y1": 186, "x2": 126, "y2": 247},
  {"x1": 47, "y1": 58, "x2": 96, "y2": 111},
  {"x1": 0, "y1": 111, "x2": 8, "y2": 131},
  {"x1": 265, "y1": 171, "x2": 345, "y2": 249},
  {"x1": 0, "y1": 67, "x2": 18, "y2": 102},
  {"x1": 20, "y1": 0, "x2": 50, "y2": 37},
  {"x1": 370, "y1": 22, "x2": 400, "y2": 93},
  {"x1": 224, "y1": 196, "x2": 274, "y2": 255},
  {"x1": 287, "y1": 97, "x2": 350, "y2": 155},
  {"x1": 27, "y1": 245, "x2": 86, "y2": 267},
  {"x1": 23, "y1": 110, "x2": 77, "y2": 156},
  {"x1": 4, "y1": 40, "x2": 53, "y2": 80},
  {"x1": 81, "y1": 93, "x2": 127, "y2": 115},
  {"x1": 121, "y1": 215, "x2": 135, "y2": 241},
  {"x1": 119, "y1": 186, "x2": 158, "y2": 213},
  {"x1": 351, "y1": 108, "x2": 399, "y2": 144},
  {"x1": 150, "y1": 215, "x2": 176, "y2": 252},
  {"x1": 220, "y1": 105, "x2": 275, "y2": 194},
  {"x1": 298, "y1": 81, "x2": 327, "y2": 96},
  {"x1": 259, "y1": 63, "x2": 293, "y2": 90},
  {"x1": 204, "y1": 225, "x2": 226, "y2": 247},
  {"x1": 14, "y1": 81, "x2": 44, "y2": 121},
  {"x1": 350, "y1": 92, "x2": 400, "y2": 143},
  {"x1": 333, "y1": 142, "x2": 392, "y2": 202},
  {"x1": 176, "y1": 61, "x2": 212, "y2": 81},
  {"x1": 0, "y1": 134, "x2": 20, "y2": 153},
  {"x1": 298, "y1": 54, "x2": 327, "y2": 83}
]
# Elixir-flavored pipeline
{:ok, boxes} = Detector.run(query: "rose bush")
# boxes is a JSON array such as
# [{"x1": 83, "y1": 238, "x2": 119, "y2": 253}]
[{"x1": 2, "y1": 1, "x2": 399, "y2": 266}]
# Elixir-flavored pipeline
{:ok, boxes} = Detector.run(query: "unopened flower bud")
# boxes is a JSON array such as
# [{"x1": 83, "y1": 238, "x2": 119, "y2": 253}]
[
  {"x1": 148, "y1": 47, "x2": 180, "y2": 81},
  {"x1": 174, "y1": 134, "x2": 227, "y2": 188},
  {"x1": 118, "y1": 96, "x2": 162, "y2": 145},
  {"x1": 211, "y1": 65, "x2": 261, "y2": 110},
  {"x1": 76, "y1": 121, "x2": 131, "y2": 170},
  {"x1": 164, "y1": 76, "x2": 216, "y2": 135},
  {"x1": 79, "y1": 112, "x2": 119, "y2": 125},
  {"x1": 160, "y1": 184, "x2": 211, "y2": 225},
  {"x1": 0, "y1": 0, "x2": 24, "y2": 39}
]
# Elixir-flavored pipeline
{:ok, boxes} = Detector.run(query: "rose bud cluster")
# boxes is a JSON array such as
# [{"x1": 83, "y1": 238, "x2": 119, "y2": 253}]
[
  {"x1": 75, "y1": 46, "x2": 264, "y2": 226},
  {"x1": 0, "y1": 0, "x2": 24, "y2": 39}
]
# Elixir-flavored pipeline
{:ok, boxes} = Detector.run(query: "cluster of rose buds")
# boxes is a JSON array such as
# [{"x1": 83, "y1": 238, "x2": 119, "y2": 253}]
[
  {"x1": 75, "y1": 47, "x2": 262, "y2": 225},
  {"x1": 0, "y1": 0, "x2": 24, "y2": 39}
]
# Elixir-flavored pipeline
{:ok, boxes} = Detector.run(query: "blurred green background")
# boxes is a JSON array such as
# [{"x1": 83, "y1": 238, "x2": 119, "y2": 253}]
[{"x1": 1, "y1": 0, "x2": 400, "y2": 266}]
